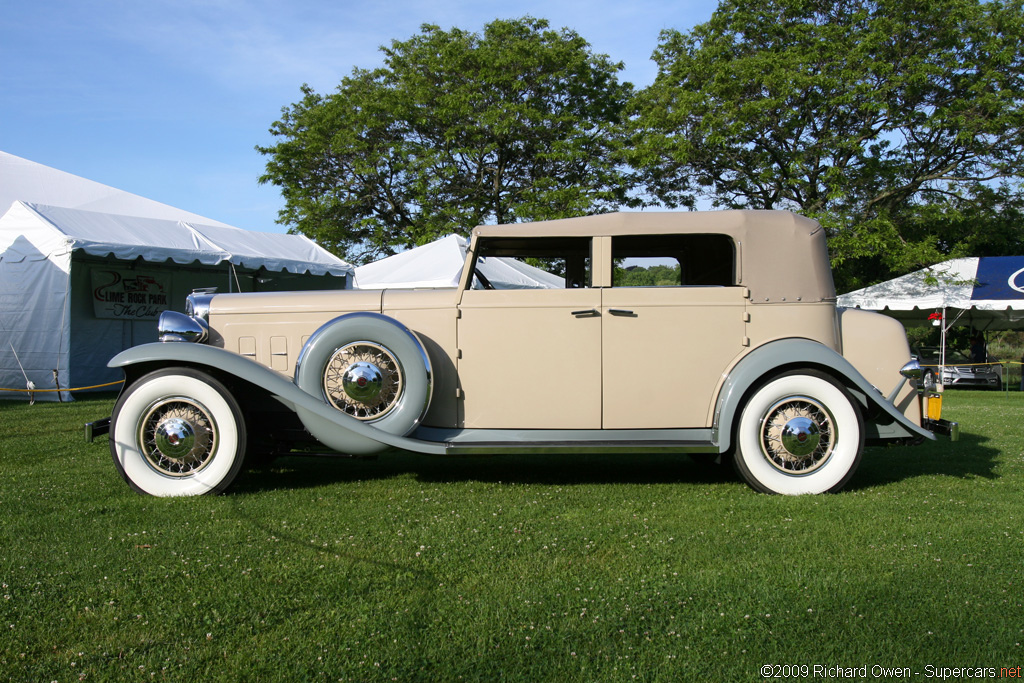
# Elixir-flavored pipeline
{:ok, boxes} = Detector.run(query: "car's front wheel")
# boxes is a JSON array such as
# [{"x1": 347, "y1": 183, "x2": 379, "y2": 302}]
[
  {"x1": 734, "y1": 371, "x2": 864, "y2": 495},
  {"x1": 110, "y1": 368, "x2": 247, "y2": 497}
]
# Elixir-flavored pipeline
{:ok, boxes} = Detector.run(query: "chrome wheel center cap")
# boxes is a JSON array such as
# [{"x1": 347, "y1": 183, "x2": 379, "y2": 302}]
[
  {"x1": 155, "y1": 417, "x2": 196, "y2": 458},
  {"x1": 780, "y1": 416, "x2": 821, "y2": 457},
  {"x1": 342, "y1": 362, "x2": 384, "y2": 402}
]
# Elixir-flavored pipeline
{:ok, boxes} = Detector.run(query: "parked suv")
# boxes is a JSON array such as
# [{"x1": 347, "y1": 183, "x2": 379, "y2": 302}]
[
  {"x1": 914, "y1": 346, "x2": 1003, "y2": 390},
  {"x1": 89, "y1": 211, "x2": 956, "y2": 496}
]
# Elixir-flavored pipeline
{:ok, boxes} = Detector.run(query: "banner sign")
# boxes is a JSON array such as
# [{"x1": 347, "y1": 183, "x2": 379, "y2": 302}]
[
  {"x1": 971, "y1": 256, "x2": 1024, "y2": 301},
  {"x1": 91, "y1": 269, "x2": 171, "y2": 320}
]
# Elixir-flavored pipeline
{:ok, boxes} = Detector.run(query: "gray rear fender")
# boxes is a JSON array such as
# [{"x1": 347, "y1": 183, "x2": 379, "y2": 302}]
[
  {"x1": 714, "y1": 339, "x2": 933, "y2": 452},
  {"x1": 108, "y1": 343, "x2": 446, "y2": 456}
]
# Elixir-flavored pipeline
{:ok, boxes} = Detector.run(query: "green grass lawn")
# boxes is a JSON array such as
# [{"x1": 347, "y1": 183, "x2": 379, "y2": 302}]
[{"x1": 1, "y1": 391, "x2": 1021, "y2": 681}]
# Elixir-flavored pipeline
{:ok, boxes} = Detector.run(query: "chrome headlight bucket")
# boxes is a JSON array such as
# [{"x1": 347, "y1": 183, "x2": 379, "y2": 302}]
[
  {"x1": 899, "y1": 360, "x2": 923, "y2": 381},
  {"x1": 158, "y1": 311, "x2": 209, "y2": 343}
]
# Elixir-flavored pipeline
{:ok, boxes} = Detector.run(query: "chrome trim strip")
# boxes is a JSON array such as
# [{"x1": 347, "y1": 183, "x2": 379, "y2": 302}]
[
  {"x1": 85, "y1": 417, "x2": 111, "y2": 443},
  {"x1": 444, "y1": 441, "x2": 717, "y2": 456}
]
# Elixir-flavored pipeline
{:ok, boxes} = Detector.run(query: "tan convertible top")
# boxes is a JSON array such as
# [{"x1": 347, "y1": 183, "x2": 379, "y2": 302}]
[{"x1": 471, "y1": 210, "x2": 836, "y2": 304}]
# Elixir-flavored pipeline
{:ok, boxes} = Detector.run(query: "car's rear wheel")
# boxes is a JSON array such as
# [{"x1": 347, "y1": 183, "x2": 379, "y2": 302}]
[
  {"x1": 734, "y1": 371, "x2": 863, "y2": 494},
  {"x1": 110, "y1": 368, "x2": 247, "y2": 496}
]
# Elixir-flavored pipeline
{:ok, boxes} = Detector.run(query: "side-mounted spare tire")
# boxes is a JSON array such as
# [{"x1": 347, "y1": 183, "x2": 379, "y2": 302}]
[{"x1": 294, "y1": 312, "x2": 433, "y2": 438}]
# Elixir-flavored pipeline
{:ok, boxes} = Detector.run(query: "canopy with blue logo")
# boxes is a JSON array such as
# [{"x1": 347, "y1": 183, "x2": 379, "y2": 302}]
[{"x1": 838, "y1": 256, "x2": 1024, "y2": 330}]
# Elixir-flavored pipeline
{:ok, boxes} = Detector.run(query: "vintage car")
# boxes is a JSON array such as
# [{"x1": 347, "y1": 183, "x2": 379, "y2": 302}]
[{"x1": 88, "y1": 211, "x2": 957, "y2": 497}]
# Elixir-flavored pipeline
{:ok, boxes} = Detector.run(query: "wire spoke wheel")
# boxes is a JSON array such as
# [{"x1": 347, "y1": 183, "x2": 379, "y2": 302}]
[
  {"x1": 139, "y1": 398, "x2": 218, "y2": 476},
  {"x1": 759, "y1": 396, "x2": 836, "y2": 474},
  {"x1": 295, "y1": 314, "x2": 432, "y2": 441},
  {"x1": 323, "y1": 342, "x2": 404, "y2": 420},
  {"x1": 734, "y1": 371, "x2": 863, "y2": 495},
  {"x1": 110, "y1": 368, "x2": 247, "y2": 496}
]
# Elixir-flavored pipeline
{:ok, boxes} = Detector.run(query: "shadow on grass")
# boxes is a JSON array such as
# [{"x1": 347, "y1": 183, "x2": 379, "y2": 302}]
[
  {"x1": 234, "y1": 428, "x2": 998, "y2": 496},
  {"x1": 233, "y1": 450, "x2": 741, "y2": 495},
  {"x1": 850, "y1": 429, "x2": 998, "y2": 491}
]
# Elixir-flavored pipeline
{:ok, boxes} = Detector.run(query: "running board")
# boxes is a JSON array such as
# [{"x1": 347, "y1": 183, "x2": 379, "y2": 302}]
[
  {"x1": 411, "y1": 426, "x2": 720, "y2": 456},
  {"x1": 443, "y1": 440, "x2": 719, "y2": 455}
]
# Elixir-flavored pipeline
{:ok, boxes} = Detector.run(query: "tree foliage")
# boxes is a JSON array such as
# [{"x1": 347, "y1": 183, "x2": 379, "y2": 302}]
[
  {"x1": 629, "y1": 0, "x2": 1024, "y2": 291},
  {"x1": 613, "y1": 264, "x2": 683, "y2": 287},
  {"x1": 258, "y1": 18, "x2": 635, "y2": 263}
]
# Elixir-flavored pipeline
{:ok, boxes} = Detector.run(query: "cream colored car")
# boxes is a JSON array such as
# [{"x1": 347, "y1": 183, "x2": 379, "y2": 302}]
[{"x1": 92, "y1": 211, "x2": 956, "y2": 496}]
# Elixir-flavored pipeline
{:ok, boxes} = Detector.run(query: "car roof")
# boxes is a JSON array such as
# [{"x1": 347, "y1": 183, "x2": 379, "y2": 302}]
[{"x1": 471, "y1": 211, "x2": 835, "y2": 304}]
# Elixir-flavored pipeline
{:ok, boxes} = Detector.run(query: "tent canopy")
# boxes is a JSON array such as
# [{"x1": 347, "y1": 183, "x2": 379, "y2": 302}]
[
  {"x1": 0, "y1": 150, "x2": 235, "y2": 226},
  {"x1": 1, "y1": 152, "x2": 354, "y2": 401},
  {"x1": 837, "y1": 256, "x2": 1024, "y2": 329},
  {"x1": 1, "y1": 202, "x2": 352, "y2": 402},
  {"x1": 354, "y1": 234, "x2": 564, "y2": 290},
  {"x1": 0, "y1": 202, "x2": 352, "y2": 277}
]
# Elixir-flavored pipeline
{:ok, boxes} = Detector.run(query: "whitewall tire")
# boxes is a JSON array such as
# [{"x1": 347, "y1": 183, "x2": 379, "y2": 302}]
[
  {"x1": 110, "y1": 368, "x2": 247, "y2": 497},
  {"x1": 734, "y1": 371, "x2": 864, "y2": 495}
]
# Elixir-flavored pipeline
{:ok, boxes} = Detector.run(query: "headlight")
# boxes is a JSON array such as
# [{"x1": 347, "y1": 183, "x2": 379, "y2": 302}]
[
  {"x1": 899, "y1": 360, "x2": 923, "y2": 380},
  {"x1": 158, "y1": 311, "x2": 209, "y2": 343}
]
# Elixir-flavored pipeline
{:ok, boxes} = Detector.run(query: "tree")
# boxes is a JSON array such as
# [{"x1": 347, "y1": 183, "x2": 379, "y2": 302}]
[
  {"x1": 628, "y1": 0, "x2": 1024, "y2": 291},
  {"x1": 258, "y1": 18, "x2": 635, "y2": 263}
]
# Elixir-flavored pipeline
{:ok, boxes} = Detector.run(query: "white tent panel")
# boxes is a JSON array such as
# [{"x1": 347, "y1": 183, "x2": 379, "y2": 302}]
[
  {"x1": 0, "y1": 234, "x2": 73, "y2": 401},
  {"x1": 475, "y1": 253, "x2": 565, "y2": 290},
  {"x1": 6, "y1": 203, "x2": 352, "y2": 277},
  {"x1": 189, "y1": 223, "x2": 353, "y2": 276},
  {"x1": 0, "y1": 150, "x2": 235, "y2": 226},
  {"x1": 355, "y1": 235, "x2": 466, "y2": 289},
  {"x1": 1, "y1": 201, "x2": 353, "y2": 401},
  {"x1": 355, "y1": 234, "x2": 564, "y2": 290}
]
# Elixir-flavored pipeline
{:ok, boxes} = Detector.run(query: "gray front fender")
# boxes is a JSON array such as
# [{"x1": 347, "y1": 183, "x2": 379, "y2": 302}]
[
  {"x1": 714, "y1": 339, "x2": 934, "y2": 452},
  {"x1": 108, "y1": 344, "x2": 447, "y2": 456}
]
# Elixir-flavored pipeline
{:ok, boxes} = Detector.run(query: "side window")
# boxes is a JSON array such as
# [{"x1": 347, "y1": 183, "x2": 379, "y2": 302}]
[
  {"x1": 612, "y1": 234, "x2": 735, "y2": 287},
  {"x1": 473, "y1": 236, "x2": 592, "y2": 289}
]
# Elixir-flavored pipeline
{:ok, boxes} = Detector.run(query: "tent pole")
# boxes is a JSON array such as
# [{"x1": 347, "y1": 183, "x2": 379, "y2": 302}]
[{"x1": 940, "y1": 307, "x2": 947, "y2": 387}]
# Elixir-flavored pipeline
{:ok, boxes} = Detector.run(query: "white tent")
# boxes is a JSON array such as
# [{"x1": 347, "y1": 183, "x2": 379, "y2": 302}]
[
  {"x1": 839, "y1": 256, "x2": 1024, "y2": 377},
  {"x1": 354, "y1": 234, "x2": 564, "y2": 290},
  {"x1": 1, "y1": 202, "x2": 353, "y2": 401},
  {"x1": 838, "y1": 256, "x2": 1024, "y2": 330},
  {"x1": 0, "y1": 150, "x2": 236, "y2": 226}
]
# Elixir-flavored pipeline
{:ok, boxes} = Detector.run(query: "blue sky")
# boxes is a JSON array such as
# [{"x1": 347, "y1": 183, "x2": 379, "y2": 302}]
[{"x1": 2, "y1": 0, "x2": 719, "y2": 234}]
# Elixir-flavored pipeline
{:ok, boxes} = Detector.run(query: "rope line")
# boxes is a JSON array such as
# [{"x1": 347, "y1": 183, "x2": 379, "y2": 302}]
[{"x1": 0, "y1": 380, "x2": 125, "y2": 393}]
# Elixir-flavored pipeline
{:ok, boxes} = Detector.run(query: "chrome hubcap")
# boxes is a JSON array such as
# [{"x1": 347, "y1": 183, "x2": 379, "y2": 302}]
[
  {"x1": 140, "y1": 400, "x2": 216, "y2": 476},
  {"x1": 780, "y1": 416, "x2": 821, "y2": 456},
  {"x1": 342, "y1": 361, "x2": 384, "y2": 403},
  {"x1": 324, "y1": 342, "x2": 403, "y2": 420},
  {"x1": 760, "y1": 396, "x2": 836, "y2": 474},
  {"x1": 154, "y1": 417, "x2": 196, "y2": 458}
]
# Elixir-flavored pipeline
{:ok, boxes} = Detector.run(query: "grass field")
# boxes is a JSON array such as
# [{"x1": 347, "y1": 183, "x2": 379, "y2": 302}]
[{"x1": 1, "y1": 391, "x2": 1021, "y2": 681}]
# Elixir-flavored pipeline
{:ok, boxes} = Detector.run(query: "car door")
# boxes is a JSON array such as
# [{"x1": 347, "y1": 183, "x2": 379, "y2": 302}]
[
  {"x1": 601, "y1": 234, "x2": 748, "y2": 429},
  {"x1": 456, "y1": 236, "x2": 601, "y2": 429},
  {"x1": 458, "y1": 288, "x2": 602, "y2": 428}
]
